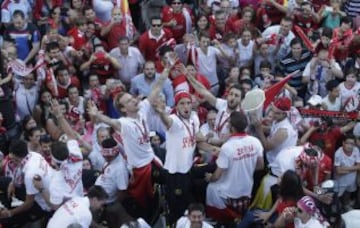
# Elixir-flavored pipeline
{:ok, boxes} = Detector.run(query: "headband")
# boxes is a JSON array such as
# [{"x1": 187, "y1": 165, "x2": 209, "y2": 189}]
[{"x1": 175, "y1": 90, "x2": 192, "y2": 106}]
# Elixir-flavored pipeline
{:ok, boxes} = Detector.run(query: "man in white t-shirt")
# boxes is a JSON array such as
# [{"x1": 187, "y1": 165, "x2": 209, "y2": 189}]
[
  {"x1": 176, "y1": 203, "x2": 214, "y2": 228},
  {"x1": 47, "y1": 186, "x2": 108, "y2": 228},
  {"x1": 255, "y1": 96, "x2": 298, "y2": 165},
  {"x1": 205, "y1": 111, "x2": 264, "y2": 220},
  {"x1": 334, "y1": 135, "x2": 360, "y2": 208},
  {"x1": 187, "y1": 74, "x2": 242, "y2": 146},
  {"x1": 0, "y1": 140, "x2": 54, "y2": 226},
  {"x1": 94, "y1": 137, "x2": 132, "y2": 227},
  {"x1": 87, "y1": 74, "x2": 166, "y2": 219},
  {"x1": 32, "y1": 140, "x2": 84, "y2": 210},
  {"x1": 152, "y1": 90, "x2": 200, "y2": 224}
]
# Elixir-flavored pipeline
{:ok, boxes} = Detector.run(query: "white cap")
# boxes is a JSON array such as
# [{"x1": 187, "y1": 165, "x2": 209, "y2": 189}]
[{"x1": 307, "y1": 95, "x2": 323, "y2": 106}]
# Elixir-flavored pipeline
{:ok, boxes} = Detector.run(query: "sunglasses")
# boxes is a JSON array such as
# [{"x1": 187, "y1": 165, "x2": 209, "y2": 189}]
[
  {"x1": 172, "y1": 2, "x2": 182, "y2": 4},
  {"x1": 152, "y1": 24, "x2": 162, "y2": 27}
]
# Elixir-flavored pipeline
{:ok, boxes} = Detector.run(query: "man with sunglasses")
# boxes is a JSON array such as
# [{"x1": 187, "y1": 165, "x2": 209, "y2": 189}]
[{"x1": 139, "y1": 16, "x2": 173, "y2": 62}]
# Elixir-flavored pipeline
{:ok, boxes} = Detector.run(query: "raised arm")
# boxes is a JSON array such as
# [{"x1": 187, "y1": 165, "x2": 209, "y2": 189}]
[
  {"x1": 185, "y1": 69, "x2": 217, "y2": 107},
  {"x1": 148, "y1": 68, "x2": 173, "y2": 129},
  {"x1": 87, "y1": 101, "x2": 122, "y2": 132}
]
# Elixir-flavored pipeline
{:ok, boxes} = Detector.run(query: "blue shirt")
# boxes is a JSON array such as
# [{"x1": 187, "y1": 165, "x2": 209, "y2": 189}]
[
  {"x1": 4, "y1": 23, "x2": 40, "y2": 61},
  {"x1": 130, "y1": 73, "x2": 175, "y2": 107}
]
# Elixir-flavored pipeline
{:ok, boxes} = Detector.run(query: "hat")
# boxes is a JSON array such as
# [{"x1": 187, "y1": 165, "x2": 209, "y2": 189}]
[
  {"x1": 174, "y1": 90, "x2": 192, "y2": 106},
  {"x1": 297, "y1": 196, "x2": 317, "y2": 215},
  {"x1": 273, "y1": 97, "x2": 291, "y2": 112},
  {"x1": 307, "y1": 95, "x2": 323, "y2": 106}
]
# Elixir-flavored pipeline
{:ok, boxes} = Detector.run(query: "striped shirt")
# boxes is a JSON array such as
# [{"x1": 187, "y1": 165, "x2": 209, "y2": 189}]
[
  {"x1": 345, "y1": 0, "x2": 360, "y2": 17},
  {"x1": 276, "y1": 50, "x2": 312, "y2": 90}
]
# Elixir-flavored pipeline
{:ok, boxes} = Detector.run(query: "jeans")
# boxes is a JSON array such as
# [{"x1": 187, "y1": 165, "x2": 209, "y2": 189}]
[{"x1": 237, "y1": 209, "x2": 278, "y2": 228}]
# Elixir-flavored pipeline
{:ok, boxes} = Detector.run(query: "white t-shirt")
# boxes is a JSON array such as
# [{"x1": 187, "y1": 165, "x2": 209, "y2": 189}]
[
  {"x1": 269, "y1": 146, "x2": 302, "y2": 177},
  {"x1": 118, "y1": 100, "x2": 155, "y2": 168},
  {"x1": 22, "y1": 152, "x2": 54, "y2": 211},
  {"x1": 334, "y1": 147, "x2": 360, "y2": 189},
  {"x1": 266, "y1": 118, "x2": 298, "y2": 164},
  {"x1": 49, "y1": 140, "x2": 84, "y2": 205},
  {"x1": 197, "y1": 46, "x2": 221, "y2": 86},
  {"x1": 237, "y1": 39, "x2": 254, "y2": 67},
  {"x1": 176, "y1": 216, "x2": 214, "y2": 228},
  {"x1": 262, "y1": 25, "x2": 295, "y2": 60},
  {"x1": 214, "y1": 99, "x2": 231, "y2": 140},
  {"x1": 339, "y1": 82, "x2": 360, "y2": 109},
  {"x1": 294, "y1": 217, "x2": 327, "y2": 228},
  {"x1": 109, "y1": 46, "x2": 145, "y2": 84},
  {"x1": 95, "y1": 155, "x2": 129, "y2": 204},
  {"x1": 47, "y1": 197, "x2": 92, "y2": 228},
  {"x1": 322, "y1": 95, "x2": 341, "y2": 111},
  {"x1": 207, "y1": 134, "x2": 263, "y2": 208},
  {"x1": 15, "y1": 83, "x2": 38, "y2": 120},
  {"x1": 164, "y1": 112, "x2": 200, "y2": 174}
]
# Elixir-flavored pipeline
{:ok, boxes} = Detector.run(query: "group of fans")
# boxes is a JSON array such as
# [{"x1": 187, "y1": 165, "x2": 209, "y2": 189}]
[{"x1": 1, "y1": 0, "x2": 360, "y2": 227}]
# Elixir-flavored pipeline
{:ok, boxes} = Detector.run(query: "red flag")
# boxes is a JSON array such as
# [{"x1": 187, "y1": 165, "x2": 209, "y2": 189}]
[
  {"x1": 263, "y1": 70, "x2": 299, "y2": 110},
  {"x1": 294, "y1": 25, "x2": 314, "y2": 52}
]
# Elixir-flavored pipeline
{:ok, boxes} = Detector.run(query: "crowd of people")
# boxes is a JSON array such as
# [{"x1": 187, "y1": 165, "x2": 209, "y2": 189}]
[{"x1": 1, "y1": 0, "x2": 360, "y2": 227}]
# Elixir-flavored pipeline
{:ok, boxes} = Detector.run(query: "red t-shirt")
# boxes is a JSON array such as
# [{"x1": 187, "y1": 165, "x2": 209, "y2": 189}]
[
  {"x1": 105, "y1": 20, "x2": 135, "y2": 50},
  {"x1": 293, "y1": 11, "x2": 318, "y2": 35},
  {"x1": 138, "y1": 29, "x2": 173, "y2": 62},
  {"x1": 161, "y1": 6, "x2": 189, "y2": 43},
  {"x1": 67, "y1": 27, "x2": 87, "y2": 50},
  {"x1": 56, "y1": 76, "x2": 81, "y2": 99},
  {"x1": 256, "y1": 0, "x2": 285, "y2": 29},
  {"x1": 303, "y1": 154, "x2": 332, "y2": 191},
  {"x1": 277, "y1": 199, "x2": 296, "y2": 228},
  {"x1": 309, "y1": 127, "x2": 342, "y2": 160},
  {"x1": 208, "y1": 20, "x2": 236, "y2": 41}
]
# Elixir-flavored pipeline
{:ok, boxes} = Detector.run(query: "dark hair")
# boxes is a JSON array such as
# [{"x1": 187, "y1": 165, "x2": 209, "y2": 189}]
[
  {"x1": 9, "y1": 140, "x2": 28, "y2": 158},
  {"x1": 24, "y1": 126, "x2": 42, "y2": 141},
  {"x1": 321, "y1": 27, "x2": 333, "y2": 38},
  {"x1": 341, "y1": 16, "x2": 353, "y2": 26},
  {"x1": 325, "y1": 80, "x2": 340, "y2": 91},
  {"x1": 22, "y1": 115, "x2": 36, "y2": 131},
  {"x1": 304, "y1": 148, "x2": 318, "y2": 157},
  {"x1": 54, "y1": 64, "x2": 69, "y2": 77},
  {"x1": 343, "y1": 133, "x2": 356, "y2": 142},
  {"x1": 344, "y1": 67, "x2": 358, "y2": 78},
  {"x1": 150, "y1": 15, "x2": 162, "y2": 23},
  {"x1": 240, "y1": 79, "x2": 253, "y2": 87},
  {"x1": 259, "y1": 60, "x2": 272, "y2": 70},
  {"x1": 290, "y1": 37, "x2": 302, "y2": 47},
  {"x1": 40, "y1": 134, "x2": 52, "y2": 144},
  {"x1": 51, "y1": 141, "x2": 69, "y2": 161},
  {"x1": 83, "y1": 5, "x2": 93, "y2": 14},
  {"x1": 281, "y1": 16, "x2": 293, "y2": 24},
  {"x1": 118, "y1": 36, "x2": 130, "y2": 43},
  {"x1": 158, "y1": 45, "x2": 174, "y2": 58},
  {"x1": 101, "y1": 137, "x2": 118, "y2": 149},
  {"x1": 228, "y1": 83, "x2": 242, "y2": 94},
  {"x1": 279, "y1": 170, "x2": 304, "y2": 201},
  {"x1": 46, "y1": 42, "x2": 60, "y2": 53},
  {"x1": 67, "y1": 84, "x2": 79, "y2": 94},
  {"x1": 198, "y1": 31, "x2": 210, "y2": 41},
  {"x1": 12, "y1": 10, "x2": 25, "y2": 19},
  {"x1": 195, "y1": 13, "x2": 210, "y2": 31},
  {"x1": 222, "y1": 32, "x2": 236, "y2": 43},
  {"x1": 188, "y1": 203, "x2": 205, "y2": 214},
  {"x1": 229, "y1": 111, "x2": 248, "y2": 133},
  {"x1": 87, "y1": 185, "x2": 108, "y2": 200}
]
